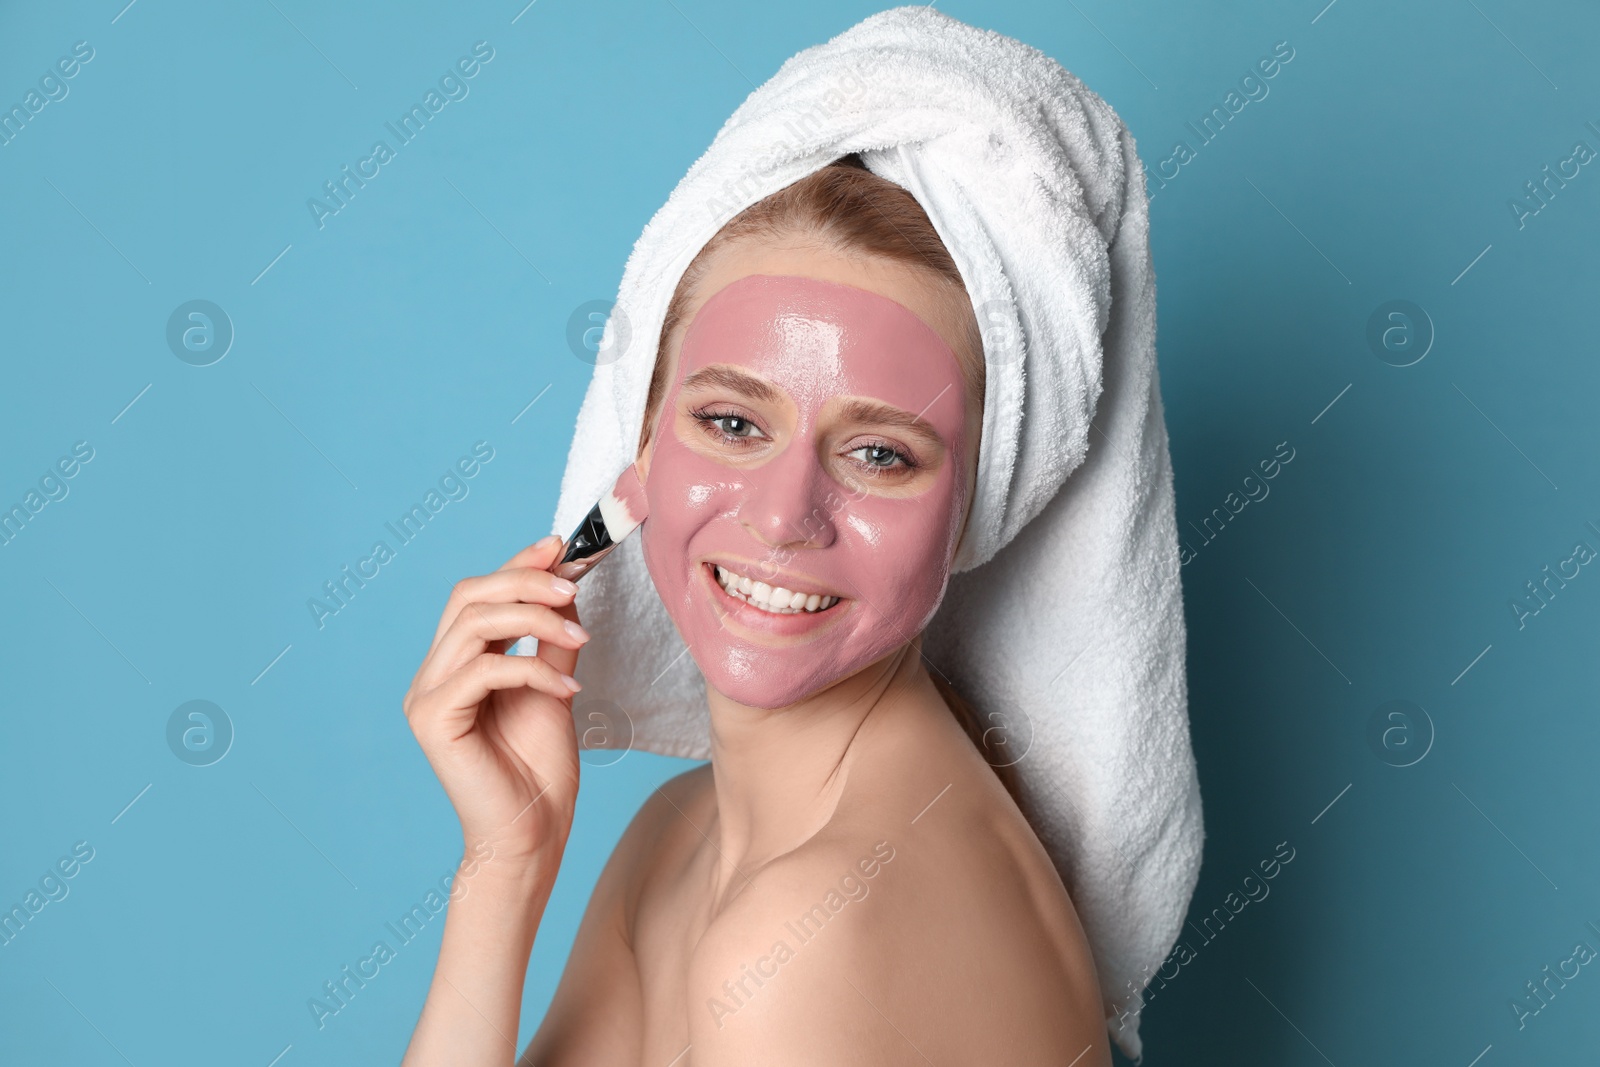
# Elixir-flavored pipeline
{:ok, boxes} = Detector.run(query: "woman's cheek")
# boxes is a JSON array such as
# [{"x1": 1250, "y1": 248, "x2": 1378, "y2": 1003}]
[
  {"x1": 843, "y1": 489, "x2": 960, "y2": 626},
  {"x1": 640, "y1": 443, "x2": 717, "y2": 603}
]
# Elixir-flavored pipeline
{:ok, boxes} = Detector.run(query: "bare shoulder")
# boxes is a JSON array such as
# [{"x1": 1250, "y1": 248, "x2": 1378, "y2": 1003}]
[
  {"x1": 620, "y1": 767, "x2": 716, "y2": 851},
  {"x1": 628, "y1": 761, "x2": 717, "y2": 840},
  {"x1": 601, "y1": 762, "x2": 718, "y2": 890},
  {"x1": 686, "y1": 723, "x2": 1110, "y2": 1065},
  {"x1": 520, "y1": 763, "x2": 715, "y2": 1065}
]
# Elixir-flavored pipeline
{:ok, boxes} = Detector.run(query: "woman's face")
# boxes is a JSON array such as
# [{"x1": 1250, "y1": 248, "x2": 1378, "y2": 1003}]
[{"x1": 635, "y1": 238, "x2": 981, "y2": 710}]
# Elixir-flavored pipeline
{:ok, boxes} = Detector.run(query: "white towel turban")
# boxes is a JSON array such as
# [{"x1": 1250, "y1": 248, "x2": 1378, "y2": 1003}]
[{"x1": 539, "y1": 7, "x2": 1204, "y2": 1059}]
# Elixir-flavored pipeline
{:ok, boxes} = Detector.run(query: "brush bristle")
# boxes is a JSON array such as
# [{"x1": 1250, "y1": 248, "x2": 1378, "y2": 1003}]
[{"x1": 596, "y1": 465, "x2": 647, "y2": 543}]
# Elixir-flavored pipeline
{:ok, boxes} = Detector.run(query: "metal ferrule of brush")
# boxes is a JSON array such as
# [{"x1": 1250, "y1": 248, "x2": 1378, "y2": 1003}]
[{"x1": 553, "y1": 501, "x2": 615, "y2": 583}]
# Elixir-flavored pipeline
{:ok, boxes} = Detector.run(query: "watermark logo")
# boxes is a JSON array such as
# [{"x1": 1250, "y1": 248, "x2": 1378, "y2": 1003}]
[
  {"x1": 703, "y1": 58, "x2": 885, "y2": 227},
  {"x1": 576, "y1": 697, "x2": 634, "y2": 768},
  {"x1": 1366, "y1": 699, "x2": 1432, "y2": 768},
  {"x1": 973, "y1": 298, "x2": 1025, "y2": 365},
  {"x1": 1508, "y1": 126, "x2": 1597, "y2": 231},
  {"x1": 1112, "y1": 839, "x2": 1297, "y2": 1031},
  {"x1": 307, "y1": 441, "x2": 495, "y2": 631},
  {"x1": 0, "y1": 440, "x2": 94, "y2": 550},
  {"x1": 1510, "y1": 521, "x2": 1599, "y2": 630},
  {"x1": 0, "y1": 40, "x2": 95, "y2": 149},
  {"x1": 307, "y1": 842, "x2": 495, "y2": 1031},
  {"x1": 1365, "y1": 300, "x2": 1432, "y2": 367},
  {"x1": 166, "y1": 700, "x2": 234, "y2": 767},
  {"x1": 307, "y1": 42, "x2": 496, "y2": 230},
  {"x1": 0, "y1": 840, "x2": 95, "y2": 949},
  {"x1": 565, "y1": 300, "x2": 630, "y2": 366},
  {"x1": 706, "y1": 840, "x2": 897, "y2": 1029},
  {"x1": 1510, "y1": 921, "x2": 1600, "y2": 1031},
  {"x1": 166, "y1": 300, "x2": 233, "y2": 366},
  {"x1": 1178, "y1": 440, "x2": 1296, "y2": 566},
  {"x1": 1143, "y1": 40, "x2": 1296, "y2": 198},
  {"x1": 978, "y1": 704, "x2": 1034, "y2": 769}
]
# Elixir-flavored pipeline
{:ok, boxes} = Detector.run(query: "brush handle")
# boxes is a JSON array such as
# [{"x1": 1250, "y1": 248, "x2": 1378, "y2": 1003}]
[{"x1": 552, "y1": 501, "x2": 614, "y2": 583}]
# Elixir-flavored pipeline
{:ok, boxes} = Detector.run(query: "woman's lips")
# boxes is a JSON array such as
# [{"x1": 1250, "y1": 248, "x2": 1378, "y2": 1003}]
[
  {"x1": 711, "y1": 562, "x2": 840, "y2": 614},
  {"x1": 699, "y1": 561, "x2": 849, "y2": 639}
]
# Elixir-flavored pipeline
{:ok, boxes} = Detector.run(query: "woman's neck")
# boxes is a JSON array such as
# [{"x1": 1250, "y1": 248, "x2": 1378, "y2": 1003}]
[{"x1": 702, "y1": 638, "x2": 928, "y2": 890}]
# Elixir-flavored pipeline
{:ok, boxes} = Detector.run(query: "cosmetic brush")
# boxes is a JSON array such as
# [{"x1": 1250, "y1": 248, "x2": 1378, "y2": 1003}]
[{"x1": 552, "y1": 464, "x2": 648, "y2": 583}]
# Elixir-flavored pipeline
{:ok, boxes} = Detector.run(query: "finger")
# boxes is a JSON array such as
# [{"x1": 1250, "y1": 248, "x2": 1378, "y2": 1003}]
[
  {"x1": 497, "y1": 534, "x2": 566, "y2": 574},
  {"x1": 456, "y1": 565, "x2": 580, "y2": 610},
  {"x1": 409, "y1": 652, "x2": 580, "y2": 740},
  {"x1": 421, "y1": 601, "x2": 588, "y2": 690},
  {"x1": 536, "y1": 599, "x2": 582, "y2": 680},
  {"x1": 431, "y1": 568, "x2": 576, "y2": 652},
  {"x1": 430, "y1": 547, "x2": 575, "y2": 653}
]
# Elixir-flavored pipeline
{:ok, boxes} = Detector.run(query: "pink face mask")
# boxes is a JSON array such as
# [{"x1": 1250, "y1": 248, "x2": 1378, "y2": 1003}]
[{"x1": 638, "y1": 273, "x2": 972, "y2": 709}]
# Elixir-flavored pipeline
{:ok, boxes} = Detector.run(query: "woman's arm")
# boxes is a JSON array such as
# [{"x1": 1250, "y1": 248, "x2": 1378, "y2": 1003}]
[
  {"x1": 513, "y1": 809, "x2": 650, "y2": 1064},
  {"x1": 399, "y1": 537, "x2": 589, "y2": 1066},
  {"x1": 515, "y1": 771, "x2": 711, "y2": 1064},
  {"x1": 405, "y1": 856, "x2": 554, "y2": 1063}
]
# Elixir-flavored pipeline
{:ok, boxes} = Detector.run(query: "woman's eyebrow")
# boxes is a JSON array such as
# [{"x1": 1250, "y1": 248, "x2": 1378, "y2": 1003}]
[
  {"x1": 678, "y1": 365, "x2": 781, "y2": 405},
  {"x1": 833, "y1": 398, "x2": 943, "y2": 445}
]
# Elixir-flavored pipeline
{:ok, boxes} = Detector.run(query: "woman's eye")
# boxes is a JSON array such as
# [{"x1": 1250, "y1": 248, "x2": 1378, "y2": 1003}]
[
  {"x1": 848, "y1": 444, "x2": 910, "y2": 469},
  {"x1": 693, "y1": 410, "x2": 768, "y2": 443}
]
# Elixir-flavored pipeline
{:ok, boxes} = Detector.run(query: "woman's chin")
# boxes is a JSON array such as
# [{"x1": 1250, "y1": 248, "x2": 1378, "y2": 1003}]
[
  {"x1": 696, "y1": 649, "x2": 838, "y2": 710},
  {"x1": 691, "y1": 635, "x2": 912, "y2": 711}
]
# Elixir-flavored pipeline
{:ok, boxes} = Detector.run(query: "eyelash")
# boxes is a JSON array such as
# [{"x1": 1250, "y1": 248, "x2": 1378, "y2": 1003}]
[
  {"x1": 689, "y1": 407, "x2": 919, "y2": 471},
  {"x1": 690, "y1": 407, "x2": 766, "y2": 446},
  {"x1": 848, "y1": 441, "x2": 918, "y2": 471}
]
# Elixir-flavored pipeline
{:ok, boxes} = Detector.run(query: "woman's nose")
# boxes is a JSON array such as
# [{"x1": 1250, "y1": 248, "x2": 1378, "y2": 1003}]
[{"x1": 736, "y1": 446, "x2": 838, "y2": 551}]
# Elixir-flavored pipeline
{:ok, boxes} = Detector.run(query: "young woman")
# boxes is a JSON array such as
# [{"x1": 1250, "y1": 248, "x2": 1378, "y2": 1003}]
[
  {"x1": 396, "y1": 5, "x2": 1208, "y2": 1060},
  {"x1": 399, "y1": 159, "x2": 1111, "y2": 1066}
]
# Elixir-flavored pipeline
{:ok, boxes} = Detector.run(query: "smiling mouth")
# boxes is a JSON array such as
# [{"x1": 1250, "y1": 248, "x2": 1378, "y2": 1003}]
[{"x1": 711, "y1": 563, "x2": 841, "y2": 615}]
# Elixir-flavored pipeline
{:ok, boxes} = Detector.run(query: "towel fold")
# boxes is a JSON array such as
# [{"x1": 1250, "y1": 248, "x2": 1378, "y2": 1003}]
[{"x1": 538, "y1": 7, "x2": 1203, "y2": 1059}]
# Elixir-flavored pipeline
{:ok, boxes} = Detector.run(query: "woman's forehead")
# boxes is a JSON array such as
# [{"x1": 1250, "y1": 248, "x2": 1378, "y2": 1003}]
[
  {"x1": 679, "y1": 235, "x2": 979, "y2": 369},
  {"x1": 674, "y1": 274, "x2": 966, "y2": 433}
]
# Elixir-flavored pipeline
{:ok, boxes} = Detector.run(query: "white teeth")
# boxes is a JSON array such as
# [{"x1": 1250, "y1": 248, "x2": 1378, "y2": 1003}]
[{"x1": 712, "y1": 564, "x2": 838, "y2": 615}]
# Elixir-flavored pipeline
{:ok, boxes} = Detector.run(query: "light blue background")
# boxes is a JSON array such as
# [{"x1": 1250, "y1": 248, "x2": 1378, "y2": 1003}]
[{"x1": 2, "y1": 1, "x2": 1596, "y2": 1063}]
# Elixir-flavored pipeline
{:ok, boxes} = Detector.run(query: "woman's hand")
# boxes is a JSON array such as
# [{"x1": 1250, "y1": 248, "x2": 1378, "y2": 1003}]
[{"x1": 403, "y1": 535, "x2": 589, "y2": 877}]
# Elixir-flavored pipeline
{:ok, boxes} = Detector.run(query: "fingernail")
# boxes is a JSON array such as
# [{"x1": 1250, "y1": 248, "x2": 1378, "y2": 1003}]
[
  {"x1": 537, "y1": 534, "x2": 561, "y2": 549},
  {"x1": 563, "y1": 620, "x2": 590, "y2": 644},
  {"x1": 561, "y1": 674, "x2": 582, "y2": 692},
  {"x1": 550, "y1": 576, "x2": 578, "y2": 597}
]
